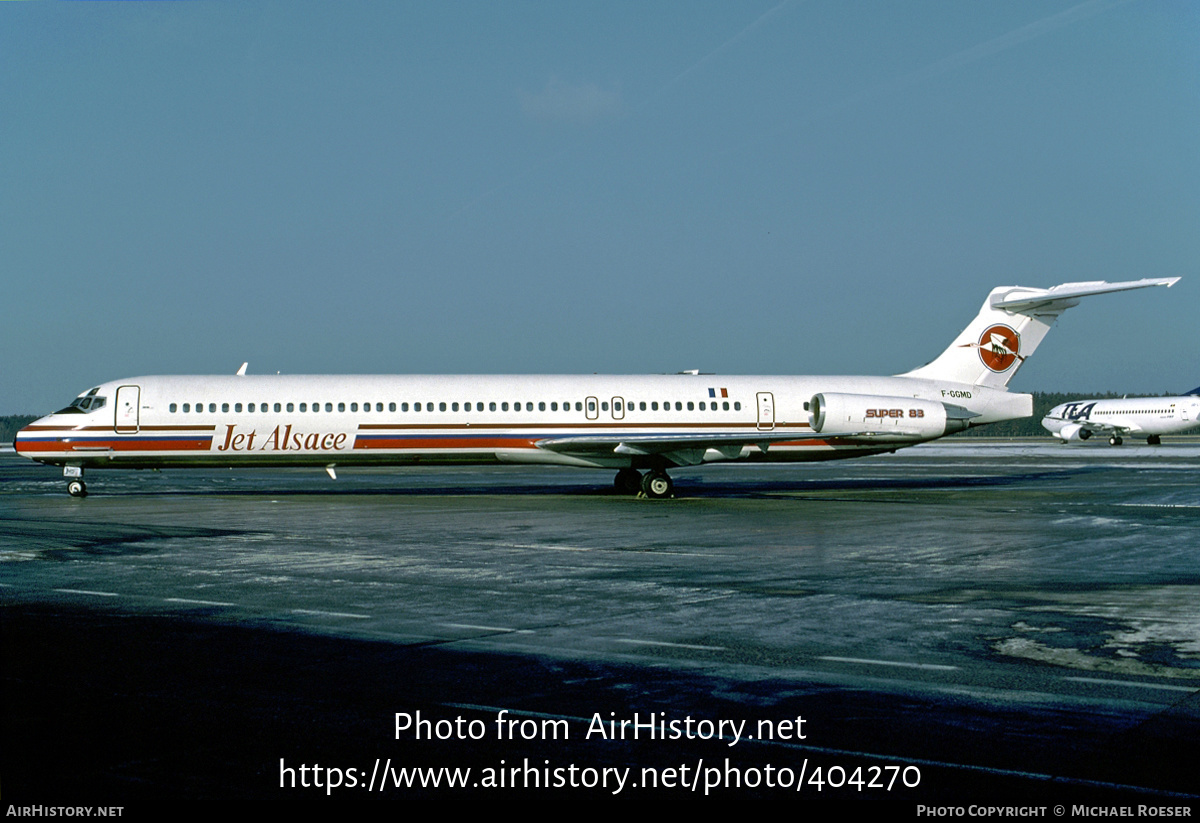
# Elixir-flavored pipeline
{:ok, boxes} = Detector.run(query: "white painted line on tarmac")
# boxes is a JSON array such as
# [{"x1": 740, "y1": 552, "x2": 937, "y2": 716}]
[
  {"x1": 1065, "y1": 676, "x2": 1198, "y2": 693},
  {"x1": 819, "y1": 655, "x2": 959, "y2": 671},
  {"x1": 614, "y1": 638, "x2": 726, "y2": 651},
  {"x1": 291, "y1": 608, "x2": 371, "y2": 619},
  {"x1": 165, "y1": 597, "x2": 236, "y2": 607},
  {"x1": 442, "y1": 623, "x2": 532, "y2": 634}
]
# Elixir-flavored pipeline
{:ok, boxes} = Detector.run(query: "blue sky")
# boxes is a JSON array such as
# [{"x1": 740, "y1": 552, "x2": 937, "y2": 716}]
[{"x1": 2, "y1": 0, "x2": 1197, "y2": 414}]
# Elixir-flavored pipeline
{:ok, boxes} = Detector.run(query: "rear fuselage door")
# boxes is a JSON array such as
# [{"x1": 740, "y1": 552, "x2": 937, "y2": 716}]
[{"x1": 115, "y1": 385, "x2": 141, "y2": 433}]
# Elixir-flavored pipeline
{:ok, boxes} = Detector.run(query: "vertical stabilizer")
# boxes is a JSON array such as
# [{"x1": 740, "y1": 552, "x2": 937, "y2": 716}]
[{"x1": 900, "y1": 278, "x2": 1179, "y2": 388}]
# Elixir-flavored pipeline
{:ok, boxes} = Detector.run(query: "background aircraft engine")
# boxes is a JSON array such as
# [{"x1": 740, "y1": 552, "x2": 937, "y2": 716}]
[
  {"x1": 809, "y1": 393, "x2": 963, "y2": 439},
  {"x1": 1056, "y1": 423, "x2": 1091, "y2": 441}
]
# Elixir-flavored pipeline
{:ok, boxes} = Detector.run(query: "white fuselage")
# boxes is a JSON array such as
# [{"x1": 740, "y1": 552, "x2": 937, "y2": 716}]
[
  {"x1": 16, "y1": 278, "x2": 1177, "y2": 494},
  {"x1": 1042, "y1": 393, "x2": 1200, "y2": 442},
  {"x1": 16, "y1": 372, "x2": 1027, "y2": 471}
]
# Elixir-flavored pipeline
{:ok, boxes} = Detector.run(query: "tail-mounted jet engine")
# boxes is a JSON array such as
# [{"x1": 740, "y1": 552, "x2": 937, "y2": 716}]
[{"x1": 809, "y1": 393, "x2": 973, "y2": 440}]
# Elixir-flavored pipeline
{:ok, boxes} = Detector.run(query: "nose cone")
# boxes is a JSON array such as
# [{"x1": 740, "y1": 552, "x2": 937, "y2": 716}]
[
  {"x1": 12, "y1": 416, "x2": 51, "y2": 461},
  {"x1": 1041, "y1": 407, "x2": 1066, "y2": 434}
]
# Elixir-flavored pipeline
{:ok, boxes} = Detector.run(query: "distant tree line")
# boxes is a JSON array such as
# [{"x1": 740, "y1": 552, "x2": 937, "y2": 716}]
[{"x1": 1, "y1": 416, "x2": 37, "y2": 444}]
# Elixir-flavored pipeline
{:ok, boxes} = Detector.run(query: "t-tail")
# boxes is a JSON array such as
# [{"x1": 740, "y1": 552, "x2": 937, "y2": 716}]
[{"x1": 900, "y1": 278, "x2": 1180, "y2": 388}]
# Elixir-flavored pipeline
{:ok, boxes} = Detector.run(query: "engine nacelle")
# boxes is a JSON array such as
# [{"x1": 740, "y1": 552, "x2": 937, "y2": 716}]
[
  {"x1": 1055, "y1": 422, "x2": 1092, "y2": 441},
  {"x1": 809, "y1": 393, "x2": 967, "y2": 439}
]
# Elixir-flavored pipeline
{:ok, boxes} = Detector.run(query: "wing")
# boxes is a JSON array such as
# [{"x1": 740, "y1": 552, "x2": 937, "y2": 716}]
[
  {"x1": 535, "y1": 429, "x2": 916, "y2": 466},
  {"x1": 1073, "y1": 419, "x2": 1140, "y2": 437},
  {"x1": 536, "y1": 432, "x2": 817, "y2": 466}
]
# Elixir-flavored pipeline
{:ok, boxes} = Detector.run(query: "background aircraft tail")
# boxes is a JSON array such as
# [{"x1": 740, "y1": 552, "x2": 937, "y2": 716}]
[{"x1": 900, "y1": 278, "x2": 1179, "y2": 389}]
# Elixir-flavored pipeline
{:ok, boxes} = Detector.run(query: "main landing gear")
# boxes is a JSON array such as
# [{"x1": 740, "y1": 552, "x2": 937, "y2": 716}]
[
  {"x1": 1109, "y1": 435, "x2": 1124, "y2": 446},
  {"x1": 613, "y1": 467, "x2": 675, "y2": 499}
]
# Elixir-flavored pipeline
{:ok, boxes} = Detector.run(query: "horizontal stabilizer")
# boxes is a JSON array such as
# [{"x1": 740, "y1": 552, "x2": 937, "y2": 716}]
[{"x1": 991, "y1": 278, "x2": 1179, "y2": 314}]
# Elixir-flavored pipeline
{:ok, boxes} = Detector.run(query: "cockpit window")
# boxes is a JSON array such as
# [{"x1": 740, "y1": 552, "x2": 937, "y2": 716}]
[{"x1": 55, "y1": 388, "x2": 107, "y2": 415}]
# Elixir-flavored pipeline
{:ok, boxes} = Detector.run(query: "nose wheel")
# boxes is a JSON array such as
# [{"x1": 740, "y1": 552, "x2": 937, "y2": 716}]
[{"x1": 63, "y1": 466, "x2": 87, "y2": 497}]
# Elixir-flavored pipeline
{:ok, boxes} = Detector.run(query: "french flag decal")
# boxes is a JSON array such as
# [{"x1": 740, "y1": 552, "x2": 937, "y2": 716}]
[{"x1": 708, "y1": 388, "x2": 728, "y2": 398}]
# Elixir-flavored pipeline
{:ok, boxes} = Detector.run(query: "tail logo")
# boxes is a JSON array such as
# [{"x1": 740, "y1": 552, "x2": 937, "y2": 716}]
[{"x1": 976, "y1": 324, "x2": 1021, "y2": 372}]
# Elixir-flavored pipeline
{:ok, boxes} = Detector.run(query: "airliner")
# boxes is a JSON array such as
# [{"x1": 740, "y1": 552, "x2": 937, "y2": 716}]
[
  {"x1": 1042, "y1": 388, "x2": 1200, "y2": 445},
  {"x1": 15, "y1": 277, "x2": 1178, "y2": 498}
]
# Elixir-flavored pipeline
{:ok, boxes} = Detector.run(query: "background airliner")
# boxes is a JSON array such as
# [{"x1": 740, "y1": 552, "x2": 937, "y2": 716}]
[
  {"x1": 15, "y1": 278, "x2": 1178, "y2": 497},
  {"x1": 1042, "y1": 387, "x2": 1200, "y2": 445}
]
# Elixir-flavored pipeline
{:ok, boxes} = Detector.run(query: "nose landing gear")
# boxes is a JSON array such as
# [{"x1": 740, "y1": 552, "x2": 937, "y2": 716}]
[{"x1": 64, "y1": 466, "x2": 87, "y2": 497}]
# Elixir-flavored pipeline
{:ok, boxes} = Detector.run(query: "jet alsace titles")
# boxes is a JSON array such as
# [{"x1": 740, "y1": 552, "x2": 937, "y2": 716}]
[
  {"x1": 1042, "y1": 387, "x2": 1200, "y2": 446},
  {"x1": 16, "y1": 278, "x2": 1179, "y2": 498}
]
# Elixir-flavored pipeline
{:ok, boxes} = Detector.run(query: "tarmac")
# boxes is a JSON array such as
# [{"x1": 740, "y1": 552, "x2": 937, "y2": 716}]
[{"x1": 2, "y1": 440, "x2": 1198, "y2": 813}]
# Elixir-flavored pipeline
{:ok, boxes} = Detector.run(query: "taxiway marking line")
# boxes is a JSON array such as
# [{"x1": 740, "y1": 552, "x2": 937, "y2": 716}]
[
  {"x1": 1065, "y1": 676, "x2": 1198, "y2": 693},
  {"x1": 165, "y1": 597, "x2": 236, "y2": 607},
  {"x1": 53, "y1": 588, "x2": 119, "y2": 598},
  {"x1": 442, "y1": 623, "x2": 533, "y2": 634},
  {"x1": 614, "y1": 638, "x2": 726, "y2": 651},
  {"x1": 291, "y1": 608, "x2": 371, "y2": 619},
  {"x1": 819, "y1": 655, "x2": 959, "y2": 671}
]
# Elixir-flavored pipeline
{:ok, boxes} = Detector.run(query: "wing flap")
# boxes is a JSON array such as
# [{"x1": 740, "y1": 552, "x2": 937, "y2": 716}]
[{"x1": 536, "y1": 432, "x2": 807, "y2": 465}]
